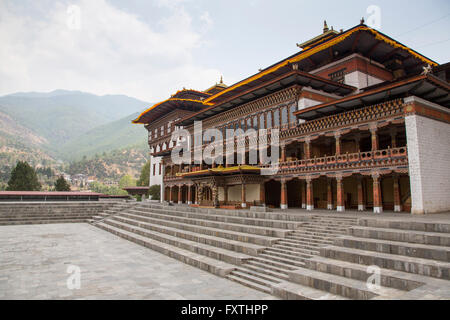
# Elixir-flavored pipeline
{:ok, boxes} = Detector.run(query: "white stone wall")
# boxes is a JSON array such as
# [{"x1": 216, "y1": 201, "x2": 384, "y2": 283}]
[
  {"x1": 344, "y1": 71, "x2": 383, "y2": 91},
  {"x1": 149, "y1": 156, "x2": 162, "y2": 187},
  {"x1": 405, "y1": 105, "x2": 450, "y2": 214}
]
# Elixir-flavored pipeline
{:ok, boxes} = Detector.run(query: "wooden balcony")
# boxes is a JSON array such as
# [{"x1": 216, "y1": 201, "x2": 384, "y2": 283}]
[{"x1": 261, "y1": 147, "x2": 408, "y2": 174}]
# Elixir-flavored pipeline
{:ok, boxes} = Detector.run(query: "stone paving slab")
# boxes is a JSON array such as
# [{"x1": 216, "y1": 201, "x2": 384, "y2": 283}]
[{"x1": 0, "y1": 223, "x2": 276, "y2": 300}]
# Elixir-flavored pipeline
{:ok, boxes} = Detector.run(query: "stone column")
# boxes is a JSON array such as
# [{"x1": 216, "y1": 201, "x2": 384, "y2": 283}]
[
  {"x1": 357, "y1": 177, "x2": 365, "y2": 211},
  {"x1": 301, "y1": 180, "x2": 306, "y2": 209},
  {"x1": 260, "y1": 182, "x2": 265, "y2": 206},
  {"x1": 336, "y1": 176, "x2": 345, "y2": 212},
  {"x1": 280, "y1": 180, "x2": 288, "y2": 210},
  {"x1": 241, "y1": 182, "x2": 247, "y2": 208},
  {"x1": 370, "y1": 128, "x2": 379, "y2": 151},
  {"x1": 372, "y1": 174, "x2": 383, "y2": 213},
  {"x1": 178, "y1": 185, "x2": 183, "y2": 204},
  {"x1": 327, "y1": 178, "x2": 333, "y2": 210},
  {"x1": 393, "y1": 175, "x2": 402, "y2": 212},
  {"x1": 187, "y1": 185, "x2": 192, "y2": 205},
  {"x1": 306, "y1": 179, "x2": 314, "y2": 211},
  {"x1": 335, "y1": 133, "x2": 341, "y2": 156}
]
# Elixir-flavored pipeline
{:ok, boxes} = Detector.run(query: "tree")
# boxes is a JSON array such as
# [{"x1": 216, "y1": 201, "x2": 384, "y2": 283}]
[
  {"x1": 6, "y1": 161, "x2": 41, "y2": 191},
  {"x1": 137, "y1": 161, "x2": 150, "y2": 187},
  {"x1": 54, "y1": 176, "x2": 71, "y2": 191},
  {"x1": 149, "y1": 184, "x2": 160, "y2": 200},
  {"x1": 119, "y1": 175, "x2": 136, "y2": 189}
]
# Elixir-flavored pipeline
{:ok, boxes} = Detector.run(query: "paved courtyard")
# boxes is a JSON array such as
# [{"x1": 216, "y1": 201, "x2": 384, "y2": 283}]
[{"x1": 0, "y1": 223, "x2": 276, "y2": 300}]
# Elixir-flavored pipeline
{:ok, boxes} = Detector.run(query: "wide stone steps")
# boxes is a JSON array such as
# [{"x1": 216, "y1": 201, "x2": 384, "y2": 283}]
[
  {"x1": 335, "y1": 235, "x2": 450, "y2": 262},
  {"x1": 125, "y1": 209, "x2": 291, "y2": 237},
  {"x1": 273, "y1": 243, "x2": 324, "y2": 253},
  {"x1": 140, "y1": 204, "x2": 307, "y2": 221},
  {"x1": 264, "y1": 248, "x2": 314, "y2": 262},
  {"x1": 349, "y1": 226, "x2": 450, "y2": 246},
  {"x1": 305, "y1": 256, "x2": 425, "y2": 291},
  {"x1": 312, "y1": 216, "x2": 359, "y2": 223},
  {"x1": 271, "y1": 244, "x2": 320, "y2": 256},
  {"x1": 296, "y1": 227, "x2": 347, "y2": 236},
  {"x1": 254, "y1": 254, "x2": 306, "y2": 268},
  {"x1": 0, "y1": 218, "x2": 89, "y2": 225},
  {"x1": 101, "y1": 218, "x2": 252, "y2": 265},
  {"x1": 320, "y1": 245, "x2": 450, "y2": 280},
  {"x1": 358, "y1": 218, "x2": 450, "y2": 233},
  {"x1": 300, "y1": 222, "x2": 352, "y2": 230},
  {"x1": 226, "y1": 272, "x2": 273, "y2": 294},
  {"x1": 271, "y1": 281, "x2": 349, "y2": 300},
  {"x1": 246, "y1": 258, "x2": 296, "y2": 274},
  {"x1": 95, "y1": 222, "x2": 236, "y2": 277},
  {"x1": 279, "y1": 237, "x2": 334, "y2": 247},
  {"x1": 288, "y1": 267, "x2": 406, "y2": 300},
  {"x1": 239, "y1": 262, "x2": 290, "y2": 280},
  {"x1": 285, "y1": 233, "x2": 336, "y2": 242},
  {"x1": 106, "y1": 215, "x2": 266, "y2": 256},
  {"x1": 231, "y1": 266, "x2": 284, "y2": 283},
  {"x1": 132, "y1": 206, "x2": 304, "y2": 229},
  {"x1": 227, "y1": 268, "x2": 284, "y2": 293},
  {"x1": 113, "y1": 212, "x2": 279, "y2": 247}
]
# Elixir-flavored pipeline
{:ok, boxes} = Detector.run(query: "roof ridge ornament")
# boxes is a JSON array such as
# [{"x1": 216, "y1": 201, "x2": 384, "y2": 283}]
[
  {"x1": 360, "y1": 17, "x2": 365, "y2": 25},
  {"x1": 422, "y1": 64, "x2": 432, "y2": 75},
  {"x1": 323, "y1": 20, "x2": 329, "y2": 33}
]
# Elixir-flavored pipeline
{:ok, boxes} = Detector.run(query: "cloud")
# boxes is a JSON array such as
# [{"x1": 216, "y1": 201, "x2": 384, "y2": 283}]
[{"x1": 0, "y1": 0, "x2": 220, "y2": 102}]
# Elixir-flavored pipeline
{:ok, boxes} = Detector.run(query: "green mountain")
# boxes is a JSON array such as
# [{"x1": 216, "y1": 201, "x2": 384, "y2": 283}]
[
  {"x1": 0, "y1": 90, "x2": 149, "y2": 154},
  {"x1": 59, "y1": 112, "x2": 148, "y2": 160},
  {"x1": 0, "y1": 90, "x2": 151, "y2": 183}
]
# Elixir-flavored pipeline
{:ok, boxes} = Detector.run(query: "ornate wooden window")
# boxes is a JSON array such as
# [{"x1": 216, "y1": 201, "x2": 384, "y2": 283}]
[
  {"x1": 289, "y1": 104, "x2": 297, "y2": 124},
  {"x1": 267, "y1": 111, "x2": 272, "y2": 128},
  {"x1": 281, "y1": 107, "x2": 288, "y2": 125},
  {"x1": 329, "y1": 68, "x2": 346, "y2": 84},
  {"x1": 259, "y1": 114, "x2": 265, "y2": 129},
  {"x1": 273, "y1": 109, "x2": 280, "y2": 127}
]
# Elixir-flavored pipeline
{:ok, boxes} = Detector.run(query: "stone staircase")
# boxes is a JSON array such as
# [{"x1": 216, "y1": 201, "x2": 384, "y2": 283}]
[
  {"x1": 92, "y1": 203, "x2": 312, "y2": 276},
  {"x1": 88, "y1": 201, "x2": 138, "y2": 224},
  {"x1": 274, "y1": 216, "x2": 450, "y2": 300},
  {"x1": 88, "y1": 203, "x2": 450, "y2": 299},
  {"x1": 227, "y1": 215, "x2": 358, "y2": 294},
  {"x1": 91, "y1": 202, "x2": 360, "y2": 297},
  {"x1": 0, "y1": 202, "x2": 118, "y2": 225}
]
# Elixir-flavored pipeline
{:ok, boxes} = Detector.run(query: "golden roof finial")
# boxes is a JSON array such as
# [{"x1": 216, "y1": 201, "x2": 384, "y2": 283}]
[
  {"x1": 323, "y1": 20, "x2": 329, "y2": 33},
  {"x1": 220, "y1": 75, "x2": 223, "y2": 84},
  {"x1": 360, "y1": 17, "x2": 365, "y2": 25}
]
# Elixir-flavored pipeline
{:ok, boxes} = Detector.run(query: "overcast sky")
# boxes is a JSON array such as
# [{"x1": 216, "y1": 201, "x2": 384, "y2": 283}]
[{"x1": 0, "y1": 0, "x2": 449, "y2": 102}]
